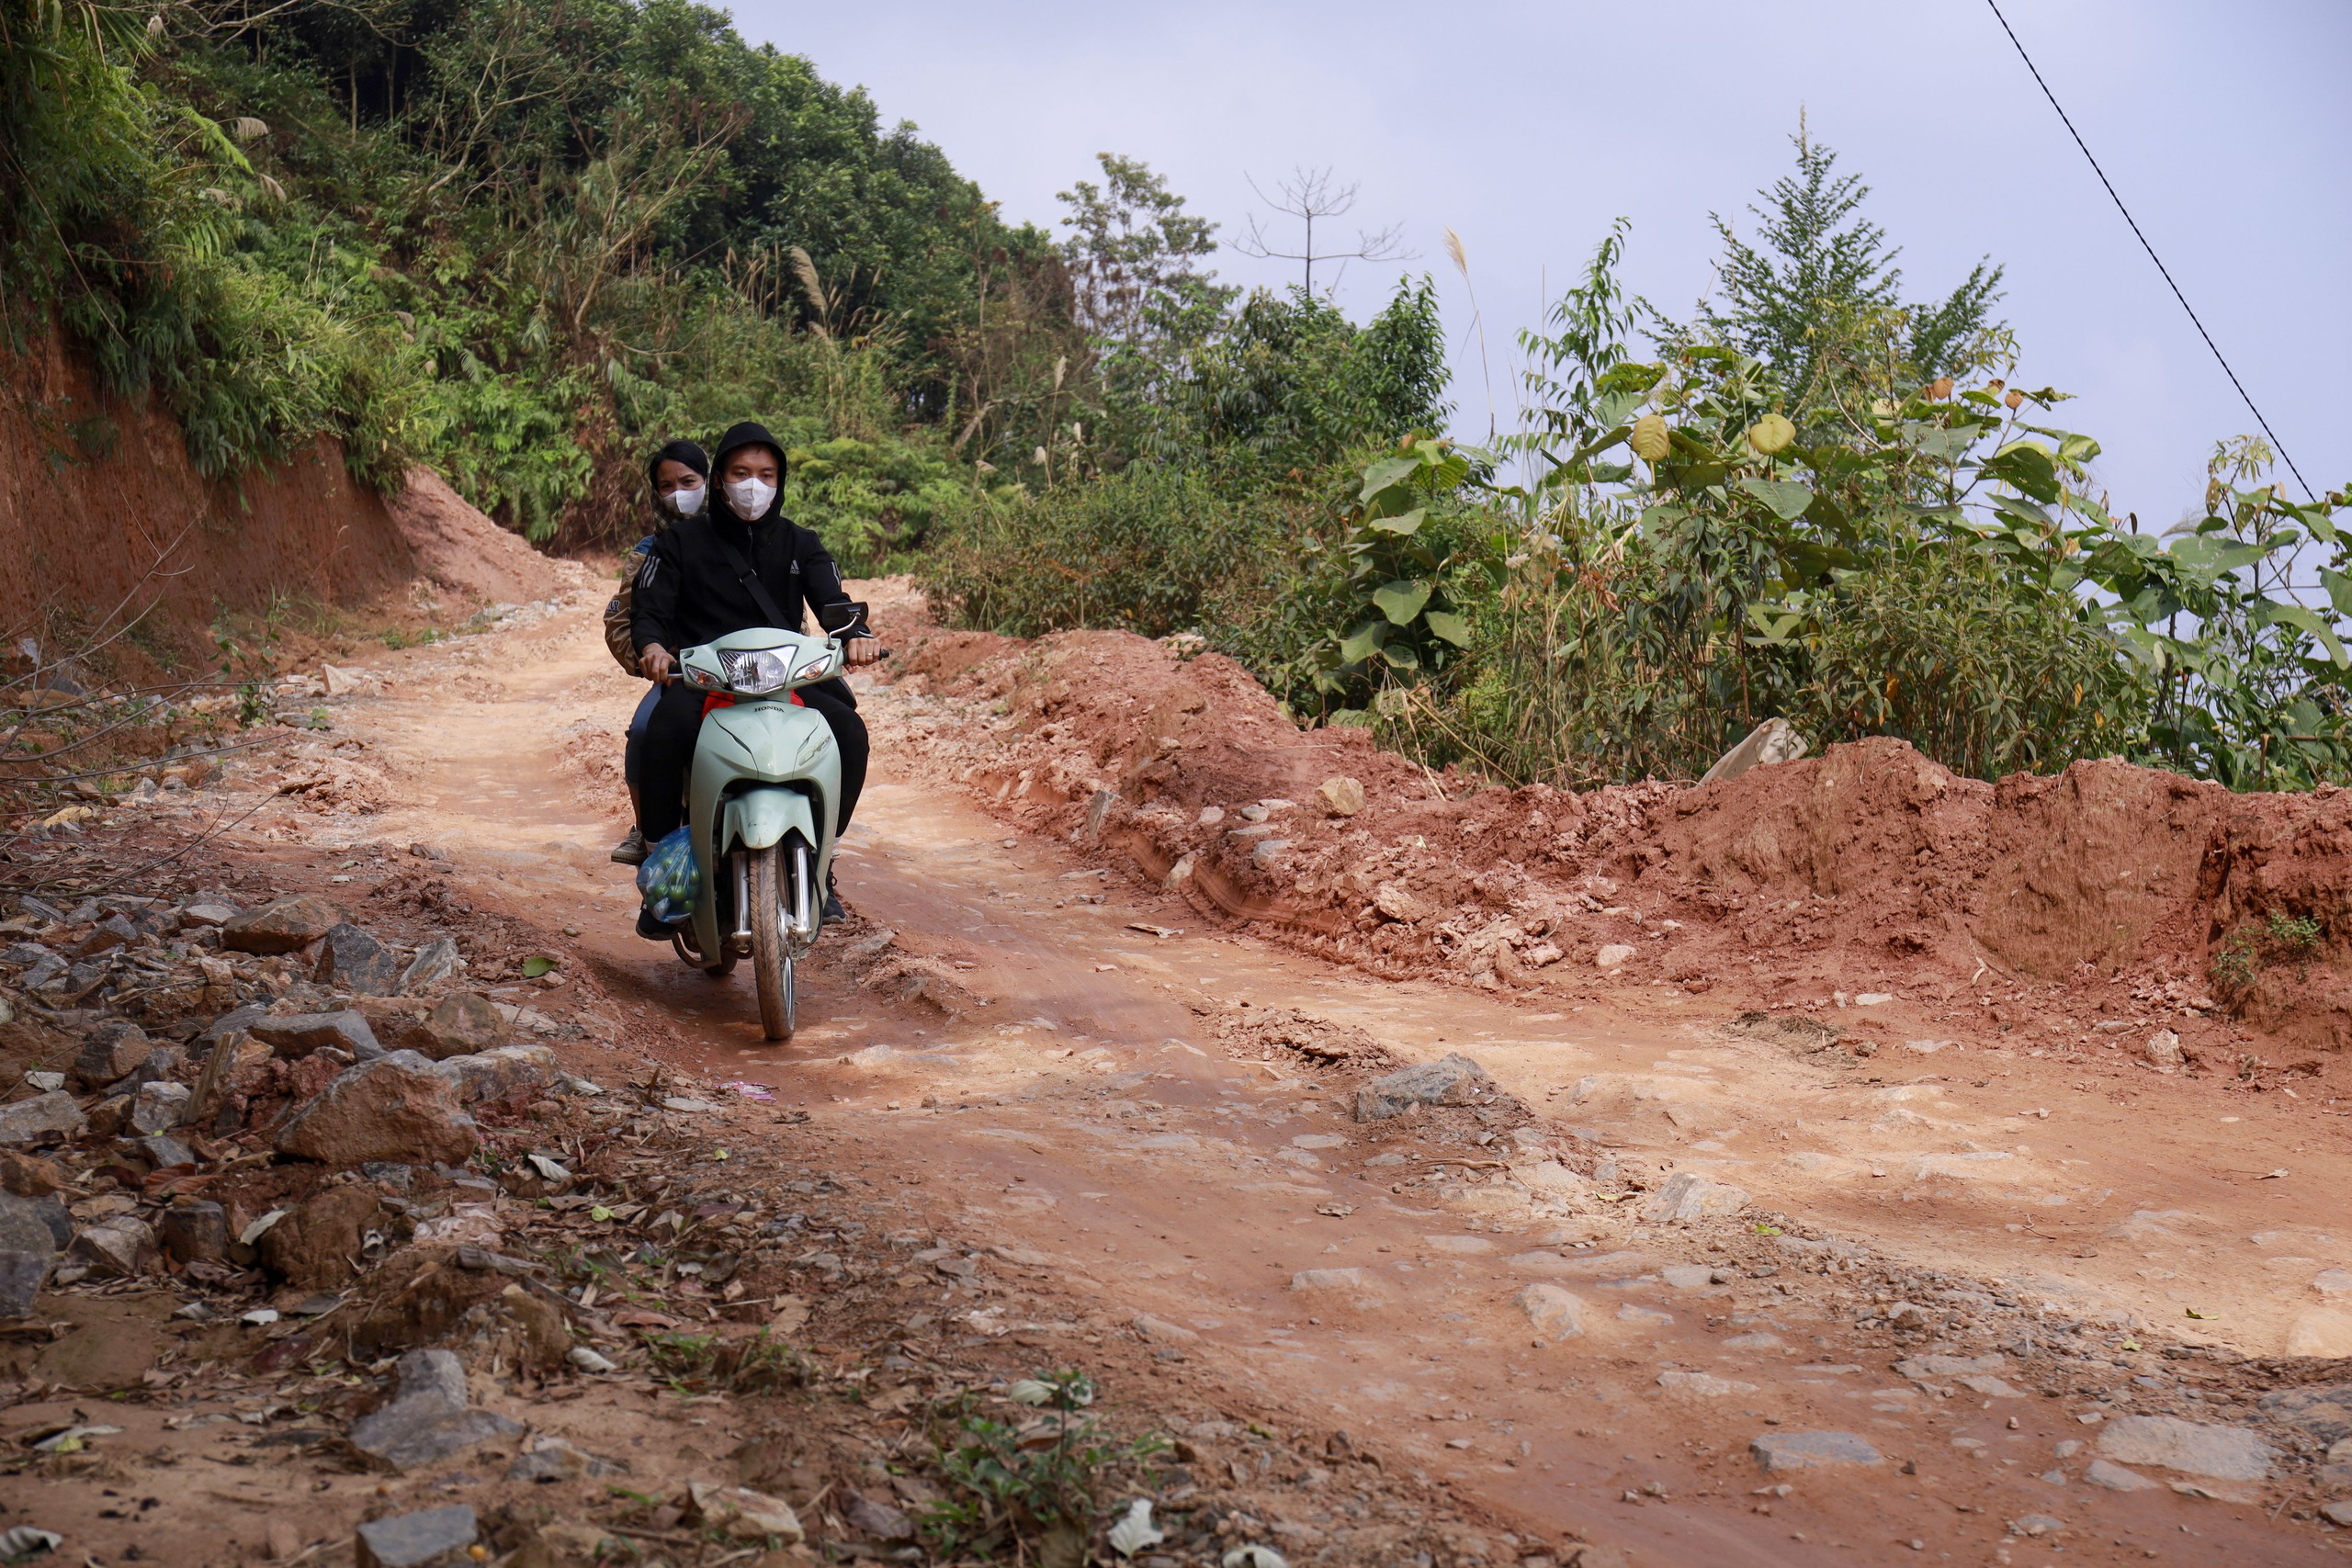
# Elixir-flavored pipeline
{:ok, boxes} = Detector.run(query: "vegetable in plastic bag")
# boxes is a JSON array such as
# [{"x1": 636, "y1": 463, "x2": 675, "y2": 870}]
[{"x1": 636, "y1": 826, "x2": 697, "y2": 923}]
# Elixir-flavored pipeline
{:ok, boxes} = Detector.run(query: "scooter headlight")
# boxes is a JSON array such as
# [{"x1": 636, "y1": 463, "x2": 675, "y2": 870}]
[
  {"x1": 718, "y1": 648, "x2": 792, "y2": 694},
  {"x1": 792, "y1": 648, "x2": 840, "y2": 683}
]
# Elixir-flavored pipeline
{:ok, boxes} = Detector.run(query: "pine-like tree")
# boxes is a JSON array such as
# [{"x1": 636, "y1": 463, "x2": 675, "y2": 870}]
[{"x1": 1699, "y1": 114, "x2": 2005, "y2": 415}]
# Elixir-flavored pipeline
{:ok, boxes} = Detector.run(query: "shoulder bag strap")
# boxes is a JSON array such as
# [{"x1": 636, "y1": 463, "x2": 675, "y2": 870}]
[{"x1": 700, "y1": 516, "x2": 789, "y2": 627}]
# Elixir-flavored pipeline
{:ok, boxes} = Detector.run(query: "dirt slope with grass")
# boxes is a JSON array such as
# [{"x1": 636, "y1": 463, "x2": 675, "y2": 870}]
[{"x1": 1, "y1": 333, "x2": 571, "y2": 664}]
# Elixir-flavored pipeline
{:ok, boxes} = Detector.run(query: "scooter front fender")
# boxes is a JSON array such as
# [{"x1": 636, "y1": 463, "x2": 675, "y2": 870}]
[
  {"x1": 683, "y1": 699, "x2": 842, "y2": 966},
  {"x1": 724, "y1": 786, "x2": 814, "y2": 853}
]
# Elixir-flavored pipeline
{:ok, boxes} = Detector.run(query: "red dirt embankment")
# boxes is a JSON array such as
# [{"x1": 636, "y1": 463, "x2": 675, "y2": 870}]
[
  {"x1": 888, "y1": 616, "x2": 2352, "y2": 1053},
  {"x1": 0, "y1": 333, "x2": 567, "y2": 654}
]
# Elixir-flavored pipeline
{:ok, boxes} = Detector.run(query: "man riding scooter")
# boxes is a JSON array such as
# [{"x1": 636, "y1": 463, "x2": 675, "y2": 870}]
[{"x1": 626, "y1": 422, "x2": 878, "y2": 938}]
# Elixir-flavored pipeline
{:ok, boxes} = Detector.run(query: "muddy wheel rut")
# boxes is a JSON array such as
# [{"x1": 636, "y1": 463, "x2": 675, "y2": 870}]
[{"x1": 269, "y1": 587, "x2": 2352, "y2": 1565}]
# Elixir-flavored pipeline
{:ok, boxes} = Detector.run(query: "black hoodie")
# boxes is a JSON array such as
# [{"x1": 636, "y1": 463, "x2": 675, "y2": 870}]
[{"x1": 630, "y1": 422, "x2": 855, "y2": 672}]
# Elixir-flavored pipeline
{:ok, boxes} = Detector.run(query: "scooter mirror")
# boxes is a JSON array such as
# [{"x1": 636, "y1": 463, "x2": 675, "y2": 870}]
[{"x1": 816, "y1": 602, "x2": 869, "y2": 636}]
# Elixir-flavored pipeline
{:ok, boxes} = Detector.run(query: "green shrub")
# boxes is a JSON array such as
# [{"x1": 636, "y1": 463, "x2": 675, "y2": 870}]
[
  {"x1": 786, "y1": 433, "x2": 968, "y2": 575},
  {"x1": 923, "y1": 467, "x2": 1270, "y2": 638},
  {"x1": 1790, "y1": 540, "x2": 2149, "y2": 779}
]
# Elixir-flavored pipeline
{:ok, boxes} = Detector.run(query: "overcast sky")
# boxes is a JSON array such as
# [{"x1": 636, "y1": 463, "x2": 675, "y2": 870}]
[{"x1": 732, "y1": 0, "x2": 2347, "y2": 525}]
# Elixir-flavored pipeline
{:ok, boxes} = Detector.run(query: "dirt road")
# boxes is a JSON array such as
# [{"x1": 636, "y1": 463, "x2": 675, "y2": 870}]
[{"x1": 318, "y1": 585, "x2": 2352, "y2": 1565}]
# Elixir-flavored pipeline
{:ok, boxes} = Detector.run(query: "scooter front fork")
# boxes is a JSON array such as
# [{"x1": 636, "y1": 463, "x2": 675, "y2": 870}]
[
  {"x1": 787, "y1": 840, "x2": 815, "y2": 943},
  {"x1": 729, "y1": 849, "x2": 752, "y2": 955}
]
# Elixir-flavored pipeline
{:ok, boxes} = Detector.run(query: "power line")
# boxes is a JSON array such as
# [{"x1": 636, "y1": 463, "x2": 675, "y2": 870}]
[{"x1": 1982, "y1": 0, "x2": 2315, "y2": 502}]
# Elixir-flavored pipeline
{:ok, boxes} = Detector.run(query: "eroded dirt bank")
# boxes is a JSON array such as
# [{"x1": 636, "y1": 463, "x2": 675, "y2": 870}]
[{"x1": 6, "y1": 578, "x2": 2352, "y2": 1567}]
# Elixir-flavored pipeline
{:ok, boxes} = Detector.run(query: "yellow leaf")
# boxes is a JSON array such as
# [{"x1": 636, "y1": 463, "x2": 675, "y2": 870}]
[
  {"x1": 1747, "y1": 413, "x2": 1796, "y2": 456},
  {"x1": 1629, "y1": 414, "x2": 1669, "y2": 463}
]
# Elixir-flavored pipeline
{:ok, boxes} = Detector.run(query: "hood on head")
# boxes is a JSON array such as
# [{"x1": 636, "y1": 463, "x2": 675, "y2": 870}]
[
  {"x1": 711, "y1": 421, "x2": 787, "y2": 523},
  {"x1": 645, "y1": 438, "x2": 710, "y2": 491}
]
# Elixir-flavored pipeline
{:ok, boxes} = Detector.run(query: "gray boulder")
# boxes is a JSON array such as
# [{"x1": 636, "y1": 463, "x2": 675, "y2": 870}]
[
  {"x1": 314, "y1": 923, "x2": 399, "y2": 994},
  {"x1": 0, "y1": 1250, "x2": 46, "y2": 1317},
  {"x1": 130, "y1": 1080, "x2": 190, "y2": 1135},
  {"x1": 251, "y1": 1010, "x2": 384, "y2": 1061},
  {"x1": 67, "y1": 1216, "x2": 153, "y2": 1278},
  {"x1": 1751, "y1": 1431, "x2": 1883, "y2": 1472},
  {"x1": 443, "y1": 1043, "x2": 558, "y2": 1105},
  {"x1": 0, "y1": 1092, "x2": 87, "y2": 1146},
  {"x1": 399, "y1": 937, "x2": 461, "y2": 994},
  {"x1": 2095, "y1": 1415, "x2": 2272, "y2": 1481},
  {"x1": 355, "y1": 1504, "x2": 478, "y2": 1568},
  {"x1": 1354, "y1": 1052, "x2": 1500, "y2": 1122},
  {"x1": 0, "y1": 1190, "x2": 71, "y2": 1256},
  {"x1": 349, "y1": 1349, "x2": 521, "y2": 1472}
]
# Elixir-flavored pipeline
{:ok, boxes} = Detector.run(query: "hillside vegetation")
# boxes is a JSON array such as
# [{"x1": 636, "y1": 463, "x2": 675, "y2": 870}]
[{"x1": 6, "y1": 0, "x2": 2349, "y2": 794}]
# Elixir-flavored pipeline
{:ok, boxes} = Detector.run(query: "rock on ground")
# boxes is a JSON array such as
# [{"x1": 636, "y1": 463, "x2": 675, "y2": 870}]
[
  {"x1": 1637, "y1": 1171, "x2": 1750, "y2": 1225},
  {"x1": 442, "y1": 1043, "x2": 556, "y2": 1105},
  {"x1": 0, "y1": 1092, "x2": 87, "y2": 1146},
  {"x1": 221, "y1": 895, "x2": 344, "y2": 954},
  {"x1": 1287, "y1": 1268, "x2": 1389, "y2": 1308},
  {"x1": 400, "y1": 937, "x2": 461, "y2": 993},
  {"x1": 71, "y1": 1021, "x2": 151, "y2": 1089},
  {"x1": 2094, "y1": 1415, "x2": 2273, "y2": 1481},
  {"x1": 354, "y1": 1503, "x2": 477, "y2": 1568},
  {"x1": 251, "y1": 1010, "x2": 384, "y2": 1061},
  {"x1": 2084, "y1": 1460, "x2": 2158, "y2": 1492},
  {"x1": 1751, "y1": 1431, "x2": 1883, "y2": 1472},
  {"x1": 276, "y1": 1052, "x2": 479, "y2": 1167},
  {"x1": 413, "y1": 992, "x2": 505, "y2": 1058},
  {"x1": 2257, "y1": 1382, "x2": 2352, "y2": 1443},
  {"x1": 1317, "y1": 776, "x2": 1365, "y2": 817},
  {"x1": 314, "y1": 922, "x2": 399, "y2": 993},
  {"x1": 1658, "y1": 1371, "x2": 1755, "y2": 1396},
  {"x1": 348, "y1": 1348, "x2": 522, "y2": 1472},
  {"x1": 1354, "y1": 1053, "x2": 1499, "y2": 1122},
  {"x1": 159, "y1": 1201, "x2": 227, "y2": 1265},
  {"x1": 0, "y1": 1190, "x2": 72, "y2": 1257},
  {"x1": 2287, "y1": 1309, "x2": 2352, "y2": 1358},
  {"x1": 260, "y1": 1185, "x2": 388, "y2": 1289},
  {"x1": 67, "y1": 1216, "x2": 153, "y2": 1278},
  {"x1": 1515, "y1": 1283, "x2": 1586, "y2": 1339}
]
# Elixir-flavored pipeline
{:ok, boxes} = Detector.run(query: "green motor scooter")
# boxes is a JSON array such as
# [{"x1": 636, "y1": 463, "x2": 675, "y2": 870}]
[{"x1": 661, "y1": 604, "x2": 865, "y2": 1039}]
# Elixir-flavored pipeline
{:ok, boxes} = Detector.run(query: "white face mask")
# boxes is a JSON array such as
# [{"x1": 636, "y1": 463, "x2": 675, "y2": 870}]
[
  {"x1": 664, "y1": 484, "x2": 706, "y2": 518},
  {"x1": 724, "y1": 477, "x2": 776, "y2": 519}
]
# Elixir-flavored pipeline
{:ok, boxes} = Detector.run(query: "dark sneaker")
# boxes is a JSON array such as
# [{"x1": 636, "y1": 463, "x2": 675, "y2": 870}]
[
  {"x1": 610, "y1": 828, "x2": 648, "y2": 865},
  {"x1": 635, "y1": 908, "x2": 673, "y2": 942},
  {"x1": 822, "y1": 874, "x2": 845, "y2": 924}
]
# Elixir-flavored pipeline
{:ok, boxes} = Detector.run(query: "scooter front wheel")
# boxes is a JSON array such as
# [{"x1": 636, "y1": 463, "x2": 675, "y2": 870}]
[{"x1": 747, "y1": 842, "x2": 796, "y2": 1040}]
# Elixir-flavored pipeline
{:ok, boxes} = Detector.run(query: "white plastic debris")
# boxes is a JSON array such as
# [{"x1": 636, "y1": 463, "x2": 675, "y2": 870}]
[
  {"x1": 1223, "y1": 1548, "x2": 1289, "y2": 1568},
  {"x1": 567, "y1": 1347, "x2": 617, "y2": 1374},
  {"x1": 238, "y1": 1209, "x2": 288, "y2": 1246}
]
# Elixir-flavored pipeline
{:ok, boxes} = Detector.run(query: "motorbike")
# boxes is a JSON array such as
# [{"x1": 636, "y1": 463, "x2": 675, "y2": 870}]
[{"x1": 653, "y1": 603, "x2": 869, "y2": 1040}]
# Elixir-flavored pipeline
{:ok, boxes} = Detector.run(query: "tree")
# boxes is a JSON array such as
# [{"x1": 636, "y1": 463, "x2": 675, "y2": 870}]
[
  {"x1": 1232, "y1": 165, "x2": 1410, "y2": 293},
  {"x1": 1057, "y1": 152, "x2": 1233, "y2": 462},
  {"x1": 1057, "y1": 153, "x2": 1225, "y2": 349},
  {"x1": 1695, "y1": 115, "x2": 2005, "y2": 420}
]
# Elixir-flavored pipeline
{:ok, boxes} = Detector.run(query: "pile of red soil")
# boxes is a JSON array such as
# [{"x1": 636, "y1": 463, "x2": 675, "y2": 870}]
[{"x1": 883, "y1": 607, "x2": 2352, "y2": 1053}]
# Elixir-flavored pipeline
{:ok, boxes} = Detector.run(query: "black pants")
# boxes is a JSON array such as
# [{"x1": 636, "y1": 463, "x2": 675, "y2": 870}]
[{"x1": 628, "y1": 679, "x2": 867, "y2": 847}]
